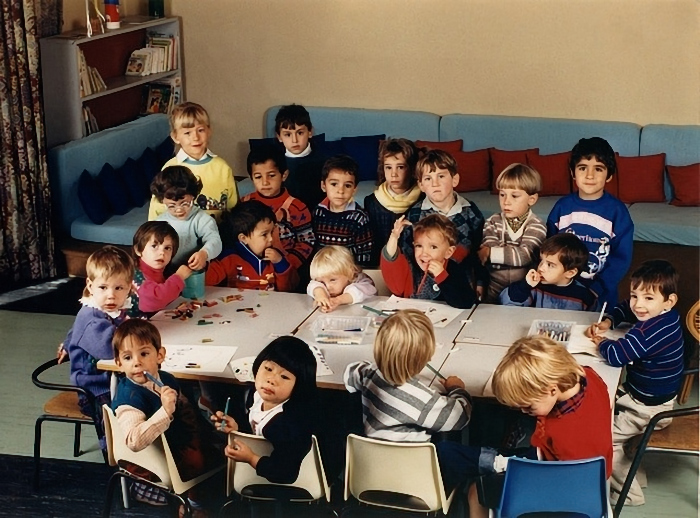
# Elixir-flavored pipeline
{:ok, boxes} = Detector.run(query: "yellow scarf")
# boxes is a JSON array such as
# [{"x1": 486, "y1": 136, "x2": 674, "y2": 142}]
[{"x1": 373, "y1": 183, "x2": 422, "y2": 213}]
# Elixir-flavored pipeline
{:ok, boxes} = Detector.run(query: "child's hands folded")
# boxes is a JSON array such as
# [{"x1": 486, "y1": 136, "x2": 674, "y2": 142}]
[
  {"x1": 313, "y1": 287, "x2": 332, "y2": 311},
  {"x1": 211, "y1": 411, "x2": 239, "y2": 433},
  {"x1": 225, "y1": 439, "x2": 260, "y2": 467},
  {"x1": 160, "y1": 386, "x2": 178, "y2": 417},
  {"x1": 525, "y1": 269, "x2": 541, "y2": 287}
]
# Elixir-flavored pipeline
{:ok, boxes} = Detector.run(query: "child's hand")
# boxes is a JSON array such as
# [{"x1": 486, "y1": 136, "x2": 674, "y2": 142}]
[
  {"x1": 56, "y1": 342, "x2": 68, "y2": 364},
  {"x1": 175, "y1": 265, "x2": 193, "y2": 281},
  {"x1": 477, "y1": 246, "x2": 490, "y2": 265},
  {"x1": 264, "y1": 248, "x2": 283, "y2": 264},
  {"x1": 475, "y1": 285, "x2": 484, "y2": 301},
  {"x1": 442, "y1": 375, "x2": 465, "y2": 391},
  {"x1": 390, "y1": 216, "x2": 412, "y2": 240},
  {"x1": 585, "y1": 319, "x2": 612, "y2": 338},
  {"x1": 210, "y1": 411, "x2": 239, "y2": 433},
  {"x1": 426, "y1": 260, "x2": 445, "y2": 278},
  {"x1": 525, "y1": 269, "x2": 541, "y2": 287},
  {"x1": 313, "y1": 287, "x2": 331, "y2": 311},
  {"x1": 188, "y1": 250, "x2": 208, "y2": 270},
  {"x1": 225, "y1": 439, "x2": 260, "y2": 467},
  {"x1": 160, "y1": 386, "x2": 178, "y2": 417},
  {"x1": 590, "y1": 334, "x2": 605, "y2": 346}
]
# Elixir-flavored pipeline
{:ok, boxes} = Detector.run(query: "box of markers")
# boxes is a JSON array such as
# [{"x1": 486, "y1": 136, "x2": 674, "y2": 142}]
[
  {"x1": 528, "y1": 319, "x2": 577, "y2": 345},
  {"x1": 310, "y1": 316, "x2": 372, "y2": 344}
]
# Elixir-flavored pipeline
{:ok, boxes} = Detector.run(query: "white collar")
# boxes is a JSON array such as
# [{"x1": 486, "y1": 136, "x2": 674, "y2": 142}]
[
  {"x1": 319, "y1": 199, "x2": 357, "y2": 211},
  {"x1": 79, "y1": 295, "x2": 132, "y2": 318},
  {"x1": 176, "y1": 148, "x2": 216, "y2": 162},
  {"x1": 421, "y1": 193, "x2": 470, "y2": 217},
  {"x1": 248, "y1": 391, "x2": 287, "y2": 436},
  {"x1": 285, "y1": 143, "x2": 312, "y2": 158}
]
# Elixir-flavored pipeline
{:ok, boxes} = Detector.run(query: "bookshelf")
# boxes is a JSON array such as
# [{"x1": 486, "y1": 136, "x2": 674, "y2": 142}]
[{"x1": 40, "y1": 16, "x2": 183, "y2": 147}]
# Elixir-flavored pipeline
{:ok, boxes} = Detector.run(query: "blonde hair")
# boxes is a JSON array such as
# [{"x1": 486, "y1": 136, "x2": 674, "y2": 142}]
[
  {"x1": 309, "y1": 246, "x2": 358, "y2": 280},
  {"x1": 83, "y1": 246, "x2": 134, "y2": 298},
  {"x1": 495, "y1": 163, "x2": 542, "y2": 195},
  {"x1": 374, "y1": 310, "x2": 435, "y2": 386},
  {"x1": 169, "y1": 101, "x2": 210, "y2": 132},
  {"x1": 492, "y1": 335, "x2": 585, "y2": 408}
]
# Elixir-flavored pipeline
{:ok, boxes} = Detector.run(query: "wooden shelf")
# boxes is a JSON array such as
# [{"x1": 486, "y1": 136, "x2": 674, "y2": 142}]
[{"x1": 82, "y1": 69, "x2": 179, "y2": 101}]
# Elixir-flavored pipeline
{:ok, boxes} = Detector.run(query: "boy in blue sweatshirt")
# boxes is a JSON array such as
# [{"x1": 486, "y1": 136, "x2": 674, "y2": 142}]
[{"x1": 547, "y1": 137, "x2": 633, "y2": 308}]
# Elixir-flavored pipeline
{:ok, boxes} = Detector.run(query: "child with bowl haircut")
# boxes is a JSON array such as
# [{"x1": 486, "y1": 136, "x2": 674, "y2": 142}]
[
  {"x1": 111, "y1": 319, "x2": 223, "y2": 514},
  {"x1": 275, "y1": 104, "x2": 327, "y2": 209},
  {"x1": 438, "y1": 335, "x2": 612, "y2": 518},
  {"x1": 241, "y1": 146, "x2": 315, "y2": 275},
  {"x1": 547, "y1": 137, "x2": 633, "y2": 308},
  {"x1": 344, "y1": 310, "x2": 472, "y2": 442},
  {"x1": 149, "y1": 101, "x2": 237, "y2": 221},
  {"x1": 150, "y1": 165, "x2": 222, "y2": 270},
  {"x1": 306, "y1": 245, "x2": 377, "y2": 313},
  {"x1": 363, "y1": 138, "x2": 423, "y2": 266},
  {"x1": 500, "y1": 232, "x2": 597, "y2": 311},
  {"x1": 312, "y1": 155, "x2": 373, "y2": 266},
  {"x1": 478, "y1": 163, "x2": 547, "y2": 303},
  {"x1": 206, "y1": 199, "x2": 298, "y2": 291},
  {"x1": 586, "y1": 260, "x2": 684, "y2": 506},
  {"x1": 382, "y1": 213, "x2": 477, "y2": 309}
]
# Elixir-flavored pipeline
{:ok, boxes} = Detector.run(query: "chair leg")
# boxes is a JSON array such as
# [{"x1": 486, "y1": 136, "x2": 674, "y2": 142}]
[
  {"x1": 103, "y1": 471, "x2": 124, "y2": 518},
  {"x1": 33, "y1": 417, "x2": 44, "y2": 489},
  {"x1": 73, "y1": 422, "x2": 82, "y2": 457},
  {"x1": 677, "y1": 373, "x2": 695, "y2": 405}
]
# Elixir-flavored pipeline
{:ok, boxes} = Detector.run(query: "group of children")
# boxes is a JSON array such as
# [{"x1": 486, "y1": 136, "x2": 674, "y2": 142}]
[{"x1": 56, "y1": 100, "x2": 686, "y2": 515}]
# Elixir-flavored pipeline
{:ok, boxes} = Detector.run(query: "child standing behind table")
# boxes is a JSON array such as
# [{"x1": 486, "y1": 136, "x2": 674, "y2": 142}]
[
  {"x1": 477, "y1": 163, "x2": 546, "y2": 303},
  {"x1": 151, "y1": 166, "x2": 222, "y2": 270},
  {"x1": 586, "y1": 260, "x2": 684, "y2": 507},
  {"x1": 363, "y1": 138, "x2": 423, "y2": 266},
  {"x1": 500, "y1": 233, "x2": 597, "y2": 311},
  {"x1": 307, "y1": 245, "x2": 377, "y2": 313},
  {"x1": 149, "y1": 101, "x2": 238, "y2": 221}
]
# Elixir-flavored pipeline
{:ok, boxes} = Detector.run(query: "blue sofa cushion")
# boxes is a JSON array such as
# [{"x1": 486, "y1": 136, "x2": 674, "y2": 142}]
[
  {"x1": 119, "y1": 157, "x2": 150, "y2": 207},
  {"x1": 156, "y1": 136, "x2": 175, "y2": 167},
  {"x1": 139, "y1": 147, "x2": 160, "y2": 184},
  {"x1": 249, "y1": 133, "x2": 325, "y2": 152},
  {"x1": 318, "y1": 139, "x2": 344, "y2": 157},
  {"x1": 341, "y1": 134, "x2": 385, "y2": 182},
  {"x1": 97, "y1": 164, "x2": 132, "y2": 216},
  {"x1": 78, "y1": 170, "x2": 112, "y2": 225}
]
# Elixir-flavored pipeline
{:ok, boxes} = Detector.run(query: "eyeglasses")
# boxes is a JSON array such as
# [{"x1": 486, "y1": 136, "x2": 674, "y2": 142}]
[{"x1": 165, "y1": 199, "x2": 193, "y2": 211}]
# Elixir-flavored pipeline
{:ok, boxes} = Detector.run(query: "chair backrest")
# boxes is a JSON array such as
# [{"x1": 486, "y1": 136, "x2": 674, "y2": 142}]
[
  {"x1": 32, "y1": 358, "x2": 91, "y2": 400},
  {"x1": 344, "y1": 433, "x2": 451, "y2": 514},
  {"x1": 227, "y1": 431, "x2": 329, "y2": 502},
  {"x1": 363, "y1": 269, "x2": 391, "y2": 297},
  {"x1": 498, "y1": 456, "x2": 607, "y2": 518}
]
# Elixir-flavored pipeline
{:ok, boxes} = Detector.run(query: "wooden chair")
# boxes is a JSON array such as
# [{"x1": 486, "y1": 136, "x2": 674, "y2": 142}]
[
  {"x1": 678, "y1": 300, "x2": 699, "y2": 404},
  {"x1": 31, "y1": 358, "x2": 102, "y2": 489}
]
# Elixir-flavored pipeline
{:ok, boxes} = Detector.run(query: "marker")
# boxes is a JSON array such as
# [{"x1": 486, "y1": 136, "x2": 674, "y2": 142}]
[
  {"x1": 425, "y1": 363, "x2": 446, "y2": 380},
  {"x1": 362, "y1": 305, "x2": 387, "y2": 316},
  {"x1": 144, "y1": 372, "x2": 164, "y2": 388},
  {"x1": 597, "y1": 302, "x2": 608, "y2": 325},
  {"x1": 185, "y1": 363, "x2": 201, "y2": 368},
  {"x1": 221, "y1": 396, "x2": 231, "y2": 432}
]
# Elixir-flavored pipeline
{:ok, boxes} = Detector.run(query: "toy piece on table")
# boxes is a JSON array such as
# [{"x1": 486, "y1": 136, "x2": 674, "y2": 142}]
[
  {"x1": 236, "y1": 307, "x2": 255, "y2": 313},
  {"x1": 256, "y1": 304, "x2": 261, "y2": 307},
  {"x1": 219, "y1": 320, "x2": 231, "y2": 324},
  {"x1": 221, "y1": 294, "x2": 244, "y2": 303},
  {"x1": 201, "y1": 338, "x2": 214, "y2": 343},
  {"x1": 203, "y1": 300, "x2": 218, "y2": 307},
  {"x1": 213, "y1": 313, "x2": 222, "y2": 318},
  {"x1": 197, "y1": 319, "x2": 213, "y2": 326}
]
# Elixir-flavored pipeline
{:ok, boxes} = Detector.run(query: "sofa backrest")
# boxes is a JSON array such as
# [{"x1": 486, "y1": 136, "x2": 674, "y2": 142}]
[{"x1": 639, "y1": 124, "x2": 700, "y2": 166}]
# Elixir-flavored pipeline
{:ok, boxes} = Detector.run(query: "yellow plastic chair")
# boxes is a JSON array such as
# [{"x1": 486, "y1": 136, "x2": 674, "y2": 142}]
[
  {"x1": 343, "y1": 433, "x2": 455, "y2": 516},
  {"x1": 102, "y1": 405, "x2": 224, "y2": 517}
]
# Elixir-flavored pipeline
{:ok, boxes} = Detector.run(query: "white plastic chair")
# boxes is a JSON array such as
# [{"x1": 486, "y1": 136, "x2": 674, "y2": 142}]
[
  {"x1": 221, "y1": 430, "x2": 331, "y2": 516},
  {"x1": 363, "y1": 269, "x2": 391, "y2": 297},
  {"x1": 344, "y1": 433, "x2": 455, "y2": 515},
  {"x1": 102, "y1": 405, "x2": 224, "y2": 517}
]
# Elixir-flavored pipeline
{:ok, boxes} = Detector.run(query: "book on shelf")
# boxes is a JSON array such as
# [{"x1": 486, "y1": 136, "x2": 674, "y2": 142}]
[
  {"x1": 82, "y1": 106, "x2": 99, "y2": 136},
  {"x1": 126, "y1": 36, "x2": 177, "y2": 77},
  {"x1": 77, "y1": 48, "x2": 106, "y2": 97},
  {"x1": 141, "y1": 76, "x2": 181, "y2": 115}
]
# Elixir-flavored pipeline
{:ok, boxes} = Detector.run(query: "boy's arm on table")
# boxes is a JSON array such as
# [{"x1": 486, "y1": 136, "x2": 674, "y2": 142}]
[
  {"x1": 115, "y1": 404, "x2": 172, "y2": 452},
  {"x1": 343, "y1": 360, "x2": 372, "y2": 392},
  {"x1": 498, "y1": 279, "x2": 534, "y2": 306},
  {"x1": 423, "y1": 386, "x2": 473, "y2": 433},
  {"x1": 597, "y1": 323, "x2": 648, "y2": 367},
  {"x1": 204, "y1": 257, "x2": 230, "y2": 286}
]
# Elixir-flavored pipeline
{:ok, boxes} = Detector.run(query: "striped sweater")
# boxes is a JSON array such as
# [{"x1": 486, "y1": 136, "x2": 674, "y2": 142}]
[
  {"x1": 598, "y1": 303, "x2": 684, "y2": 404},
  {"x1": 344, "y1": 360, "x2": 472, "y2": 442},
  {"x1": 313, "y1": 199, "x2": 373, "y2": 266}
]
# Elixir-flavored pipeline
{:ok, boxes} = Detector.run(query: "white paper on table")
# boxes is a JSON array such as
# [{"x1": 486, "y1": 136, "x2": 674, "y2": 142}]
[
  {"x1": 567, "y1": 325, "x2": 626, "y2": 357},
  {"x1": 163, "y1": 344, "x2": 238, "y2": 373},
  {"x1": 379, "y1": 295, "x2": 464, "y2": 328},
  {"x1": 229, "y1": 356, "x2": 256, "y2": 382},
  {"x1": 308, "y1": 344, "x2": 333, "y2": 376},
  {"x1": 482, "y1": 370, "x2": 495, "y2": 397}
]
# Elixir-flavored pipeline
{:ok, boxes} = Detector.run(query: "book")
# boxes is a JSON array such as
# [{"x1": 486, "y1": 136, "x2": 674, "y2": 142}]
[{"x1": 144, "y1": 84, "x2": 171, "y2": 114}]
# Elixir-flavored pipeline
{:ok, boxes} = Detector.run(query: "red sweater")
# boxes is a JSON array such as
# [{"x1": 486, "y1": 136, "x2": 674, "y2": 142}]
[
  {"x1": 531, "y1": 367, "x2": 613, "y2": 478},
  {"x1": 134, "y1": 260, "x2": 185, "y2": 313}
]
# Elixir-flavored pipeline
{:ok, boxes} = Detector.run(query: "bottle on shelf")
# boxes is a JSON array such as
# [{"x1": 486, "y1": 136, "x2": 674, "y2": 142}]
[{"x1": 104, "y1": 0, "x2": 120, "y2": 29}]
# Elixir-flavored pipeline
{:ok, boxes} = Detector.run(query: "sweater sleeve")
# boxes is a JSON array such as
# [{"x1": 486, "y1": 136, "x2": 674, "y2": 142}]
[
  {"x1": 344, "y1": 361, "x2": 371, "y2": 393},
  {"x1": 419, "y1": 386, "x2": 472, "y2": 434},
  {"x1": 499, "y1": 279, "x2": 534, "y2": 306},
  {"x1": 115, "y1": 404, "x2": 172, "y2": 452},
  {"x1": 196, "y1": 212, "x2": 223, "y2": 262},
  {"x1": 224, "y1": 163, "x2": 239, "y2": 210},
  {"x1": 285, "y1": 200, "x2": 315, "y2": 269},
  {"x1": 436, "y1": 261, "x2": 477, "y2": 309},
  {"x1": 274, "y1": 259, "x2": 300, "y2": 293},
  {"x1": 136, "y1": 275, "x2": 185, "y2": 313},
  {"x1": 380, "y1": 247, "x2": 412, "y2": 298},
  {"x1": 598, "y1": 324, "x2": 648, "y2": 367},
  {"x1": 205, "y1": 256, "x2": 232, "y2": 286},
  {"x1": 588, "y1": 208, "x2": 633, "y2": 307},
  {"x1": 306, "y1": 280, "x2": 326, "y2": 298},
  {"x1": 351, "y1": 212, "x2": 373, "y2": 267},
  {"x1": 344, "y1": 272, "x2": 377, "y2": 303},
  {"x1": 546, "y1": 202, "x2": 561, "y2": 237}
]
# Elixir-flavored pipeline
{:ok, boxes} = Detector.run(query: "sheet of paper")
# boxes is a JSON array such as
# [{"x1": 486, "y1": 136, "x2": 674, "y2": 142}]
[
  {"x1": 566, "y1": 325, "x2": 626, "y2": 357},
  {"x1": 162, "y1": 344, "x2": 238, "y2": 373},
  {"x1": 378, "y1": 295, "x2": 464, "y2": 328},
  {"x1": 308, "y1": 344, "x2": 334, "y2": 376}
]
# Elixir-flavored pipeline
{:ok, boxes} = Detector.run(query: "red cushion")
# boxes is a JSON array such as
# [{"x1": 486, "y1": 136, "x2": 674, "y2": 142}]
[
  {"x1": 453, "y1": 149, "x2": 491, "y2": 192},
  {"x1": 526, "y1": 151, "x2": 572, "y2": 196},
  {"x1": 415, "y1": 139, "x2": 463, "y2": 153},
  {"x1": 490, "y1": 148, "x2": 538, "y2": 193},
  {"x1": 616, "y1": 153, "x2": 666, "y2": 203},
  {"x1": 667, "y1": 163, "x2": 700, "y2": 206}
]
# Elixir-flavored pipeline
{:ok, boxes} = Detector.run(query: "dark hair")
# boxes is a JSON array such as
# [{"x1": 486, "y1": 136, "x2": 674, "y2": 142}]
[
  {"x1": 413, "y1": 213, "x2": 458, "y2": 247},
  {"x1": 222, "y1": 199, "x2": 276, "y2": 242},
  {"x1": 274, "y1": 104, "x2": 312, "y2": 134},
  {"x1": 539, "y1": 233, "x2": 589, "y2": 274},
  {"x1": 630, "y1": 260, "x2": 678, "y2": 300},
  {"x1": 132, "y1": 221, "x2": 179, "y2": 260},
  {"x1": 246, "y1": 145, "x2": 287, "y2": 177},
  {"x1": 112, "y1": 319, "x2": 162, "y2": 359},
  {"x1": 321, "y1": 155, "x2": 359, "y2": 182},
  {"x1": 569, "y1": 137, "x2": 617, "y2": 179},
  {"x1": 253, "y1": 336, "x2": 318, "y2": 402},
  {"x1": 150, "y1": 165, "x2": 202, "y2": 202},
  {"x1": 415, "y1": 149, "x2": 458, "y2": 180},
  {"x1": 377, "y1": 138, "x2": 420, "y2": 187}
]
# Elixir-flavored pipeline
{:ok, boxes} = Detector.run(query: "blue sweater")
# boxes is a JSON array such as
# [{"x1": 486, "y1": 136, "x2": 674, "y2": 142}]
[
  {"x1": 547, "y1": 192, "x2": 633, "y2": 308},
  {"x1": 500, "y1": 278, "x2": 597, "y2": 311},
  {"x1": 598, "y1": 303, "x2": 684, "y2": 404}
]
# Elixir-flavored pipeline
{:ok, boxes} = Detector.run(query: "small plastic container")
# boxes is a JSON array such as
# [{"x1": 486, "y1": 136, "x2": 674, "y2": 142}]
[
  {"x1": 182, "y1": 270, "x2": 205, "y2": 300},
  {"x1": 528, "y1": 319, "x2": 576, "y2": 345},
  {"x1": 310, "y1": 316, "x2": 372, "y2": 344}
]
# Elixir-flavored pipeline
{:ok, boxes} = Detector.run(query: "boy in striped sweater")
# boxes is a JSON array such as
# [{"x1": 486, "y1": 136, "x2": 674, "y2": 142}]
[{"x1": 586, "y1": 260, "x2": 684, "y2": 507}]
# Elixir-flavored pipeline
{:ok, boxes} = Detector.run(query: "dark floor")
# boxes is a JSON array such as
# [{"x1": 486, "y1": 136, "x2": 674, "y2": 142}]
[{"x1": 0, "y1": 278, "x2": 84, "y2": 315}]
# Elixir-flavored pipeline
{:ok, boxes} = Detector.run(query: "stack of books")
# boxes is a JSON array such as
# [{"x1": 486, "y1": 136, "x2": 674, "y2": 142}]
[
  {"x1": 142, "y1": 76, "x2": 181, "y2": 115},
  {"x1": 82, "y1": 105, "x2": 99, "y2": 136},
  {"x1": 125, "y1": 33, "x2": 179, "y2": 77},
  {"x1": 78, "y1": 49, "x2": 107, "y2": 97}
]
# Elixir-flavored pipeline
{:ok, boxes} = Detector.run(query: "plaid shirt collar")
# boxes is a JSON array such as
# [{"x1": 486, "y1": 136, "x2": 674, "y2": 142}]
[{"x1": 549, "y1": 374, "x2": 587, "y2": 418}]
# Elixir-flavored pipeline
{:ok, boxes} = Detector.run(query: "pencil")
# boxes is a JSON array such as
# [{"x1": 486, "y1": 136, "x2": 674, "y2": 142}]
[
  {"x1": 597, "y1": 302, "x2": 608, "y2": 324},
  {"x1": 426, "y1": 363, "x2": 446, "y2": 380},
  {"x1": 416, "y1": 269, "x2": 429, "y2": 295},
  {"x1": 144, "y1": 372, "x2": 164, "y2": 388},
  {"x1": 221, "y1": 396, "x2": 231, "y2": 432},
  {"x1": 291, "y1": 306, "x2": 320, "y2": 335}
]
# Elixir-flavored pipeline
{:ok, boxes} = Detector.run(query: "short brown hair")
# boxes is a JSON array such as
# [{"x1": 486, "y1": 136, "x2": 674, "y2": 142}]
[
  {"x1": 415, "y1": 149, "x2": 457, "y2": 181},
  {"x1": 630, "y1": 259, "x2": 678, "y2": 300},
  {"x1": 374, "y1": 309, "x2": 435, "y2": 386},
  {"x1": 169, "y1": 102, "x2": 210, "y2": 132},
  {"x1": 495, "y1": 163, "x2": 542, "y2": 195},
  {"x1": 150, "y1": 165, "x2": 202, "y2": 202},
  {"x1": 492, "y1": 335, "x2": 585, "y2": 408},
  {"x1": 377, "y1": 138, "x2": 420, "y2": 186},
  {"x1": 132, "y1": 221, "x2": 179, "y2": 260},
  {"x1": 84, "y1": 246, "x2": 134, "y2": 298},
  {"x1": 321, "y1": 155, "x2": 359, "y2": 182},
  {"x1": 413, "y1": 214, "x2": 458, "y2": 247},
  {"x1": 112, "y1": 319, "x2": 162, "y2": 359},
  {"x1": 540, "y1": 233, "x2": 589, "y2": 274}
]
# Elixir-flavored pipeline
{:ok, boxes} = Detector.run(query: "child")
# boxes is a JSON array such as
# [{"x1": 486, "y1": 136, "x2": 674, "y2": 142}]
[
  {"x1": 241, "y1": 146, "x2": 315, "y2": 277},
  {"x1": 150, "y1": 165, "x2": 222, "y2": 270},
  {"x1": 111, "y1": 319, "x2": 223, "y2": 514},
  {"x1": 62, "y1": 246, "x2": 134, "y2": 448},
  {"x1": 130, "y1": 221, "x2": 192, "y2": 317},
  {"x1": 344, "y1": 309, "x2": 472, "y2": 442},
  {"x1": 586, "y1": 260, "x2": 684, "y2": 506},
  {"x1": 382, "y1": 214, "x2": 477, "y2": 309},
  {"x1": 307, "y1": 245, "x2": 377, "y2": 312},
  {"x1": 206, "y1": 200, "x2": 298, "y2": 291},
  {"x1": 275, "y1": 104, "x2": 326, "y2": 210},
  {"x1": 478, "y1": 163, "x2": 547, "y2": 303},
  {"x1": 212, "y1": 336, "x2": 318, "y2": 484},
  {"x1": 148, "y1": 101, "x2": 237, "y2": 220},
  {"x1": 547, "y1": 137, "x2": 634, "y2": 308},
  {"x1": 437, "y1": 336, "x2": 612, "y2": 518},
  {"x1": 500, "y1": 233, "x2": 597, "y2": 311},
  {"x1": 312, "y1": 155, "x2": 373, "y2": 266},
  {"x1": 363, "y1": 138, "x2": 423, "y2": 266}
]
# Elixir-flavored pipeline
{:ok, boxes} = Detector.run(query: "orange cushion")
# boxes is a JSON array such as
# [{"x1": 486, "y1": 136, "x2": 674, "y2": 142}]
[
  {"x1": 453, "y1": 149, "x2": 491, "y2": 192},
  {"x1": 616, "y1": 153, "x2": 666, "y2": 203},
  {"x1": 490, "y1": 148, "x2": 538, "y2": 193},
  {"x1": 526, "y1": 151, "x2": 572, "y2": 196},
  {"x1": 415, "y1": 139, "x2": 463, "y2": 153},
  {"x1": 667, "y1": 163, "x2": 700, "y2": 206}
]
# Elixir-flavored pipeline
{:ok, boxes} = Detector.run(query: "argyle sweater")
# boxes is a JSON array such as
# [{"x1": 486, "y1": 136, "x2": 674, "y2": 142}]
[
  {"x1": 312, "y1": 199, "x2": 373, "y2": 266},
  {"x1": 499, "y1": 278, "x2": 597, "y2": 311}
]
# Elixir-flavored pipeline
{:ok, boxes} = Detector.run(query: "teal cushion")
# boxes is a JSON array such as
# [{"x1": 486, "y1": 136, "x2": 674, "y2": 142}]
[
  {"x1": 119, "y1": 157, "x2": 150, "y2": 207},
  {"x1": 78, "y1": 170, "x2": 112, "y2": 224},
  {"x1": 97, "y1": 163, "x2": 132, "y2": 215}
]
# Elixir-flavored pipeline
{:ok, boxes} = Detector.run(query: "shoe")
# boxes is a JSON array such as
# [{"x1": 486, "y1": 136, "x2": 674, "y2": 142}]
[{"x1": 179, "y1": 504, "x2": 209, "y2": 517}]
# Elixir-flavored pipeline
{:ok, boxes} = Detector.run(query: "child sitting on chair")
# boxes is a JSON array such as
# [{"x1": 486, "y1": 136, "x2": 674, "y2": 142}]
[
  {"x1": 344, "y1": 310, "x2": 472, "y2": 442},
  {"x1": 111, "y1": 319, "x2": 223, "y2": 514},
  {"x1": 307, "y1": 245, "x2": 377, "y2": 312},
  {"x1": 212, "y1": 336, "x2": 318, "y2": 484}
]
